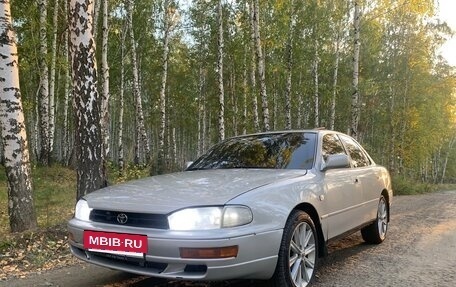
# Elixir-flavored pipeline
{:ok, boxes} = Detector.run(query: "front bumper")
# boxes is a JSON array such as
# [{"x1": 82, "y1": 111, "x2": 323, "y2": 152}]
[{"x1": 68, "y1": 219, "x2": 282, "y2": 280}]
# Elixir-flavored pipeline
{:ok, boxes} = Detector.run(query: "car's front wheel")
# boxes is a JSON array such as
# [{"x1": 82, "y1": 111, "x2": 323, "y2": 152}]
[
  {"x1": 270, "y1": 210, "x2": 318, "y2": 287},
  {"x1": 361, "y1": 195, "x2": 388, "y2": 244}
]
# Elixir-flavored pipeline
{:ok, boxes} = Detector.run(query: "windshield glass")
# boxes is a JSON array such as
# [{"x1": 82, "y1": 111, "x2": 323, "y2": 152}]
[{"x1": 188, "y1": 132, "x2": 316, "y2": 170}]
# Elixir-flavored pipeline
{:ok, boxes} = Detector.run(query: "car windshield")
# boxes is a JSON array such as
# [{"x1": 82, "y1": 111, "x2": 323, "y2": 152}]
[{"x1": 188, "y1": 132, "x2": 316, "y2": 170}]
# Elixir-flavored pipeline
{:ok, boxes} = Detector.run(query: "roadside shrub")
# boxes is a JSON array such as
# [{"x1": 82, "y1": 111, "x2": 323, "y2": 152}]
[{"x1": 392, "y1": 175, "x2": 436, "y2": 195}]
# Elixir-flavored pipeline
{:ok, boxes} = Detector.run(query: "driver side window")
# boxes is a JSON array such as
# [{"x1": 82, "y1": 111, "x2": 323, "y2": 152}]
[{"x1": 322, "y1": 134, "x2": 346, "y2": 161}]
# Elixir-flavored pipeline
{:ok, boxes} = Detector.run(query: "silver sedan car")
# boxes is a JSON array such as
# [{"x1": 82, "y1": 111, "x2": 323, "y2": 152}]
[{"x1": 68, "y1": 130, "x2": 392, "y2": 287}]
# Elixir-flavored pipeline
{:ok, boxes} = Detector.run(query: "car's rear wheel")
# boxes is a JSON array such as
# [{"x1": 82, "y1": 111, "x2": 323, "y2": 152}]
[
  {"x1": 361, "y1": 196, "x2": 388, "y2": 244},
  {"x1": 270, "y1": 210, "x2": 318, "y2": 287}
]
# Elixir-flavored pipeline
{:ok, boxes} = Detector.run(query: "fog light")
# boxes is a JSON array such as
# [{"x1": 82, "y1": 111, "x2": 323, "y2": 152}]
[{"x1": 180, "y1": 246, "x2": 238, "y2": 259}]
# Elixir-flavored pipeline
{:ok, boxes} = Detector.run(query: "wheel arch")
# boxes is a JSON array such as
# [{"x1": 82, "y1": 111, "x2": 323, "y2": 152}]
[
  {"x1": 381, "y1": 189, "x2": 391, "y2": 222},
  {"x1": 293, "y1": 202, "x2": 328, "y2": 258}
]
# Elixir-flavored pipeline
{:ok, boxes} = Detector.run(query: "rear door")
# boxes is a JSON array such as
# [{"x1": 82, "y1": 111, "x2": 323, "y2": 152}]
[
  {"x1": 321, "y1": 134, "x2": 365, "y2": 239},
  {"x1": 339, "y1": 135, "x2": 379, "y2": 224}
]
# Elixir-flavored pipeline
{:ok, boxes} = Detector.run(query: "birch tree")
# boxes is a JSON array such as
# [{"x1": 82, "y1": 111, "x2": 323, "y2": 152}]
[
  {"x1": 48, "y1": 0, "x2": 59, "y2": 156},
  {"x1": 249, "y1": 0, "x2": 260, "y2": 132},
  {"x1": 126, "y1": 0, "x2": 150, "y2": 165},
  {"x1": 38, "y1": 0, "x2": 50, "y2": 165},
  {"x1": 100, "y1": 0, "x2": 110, "y2": 160},
  {"x1": 216, "y1": 0, "x2": 225, "y2": 141},
  {"x1": 118, "y1": 20, "x2": 127, "y2": 174},
  {"x1": 253, "y1": 0, "x2": 269, "y2": 131},
  {"x1": 0, "y1": 0, "x2": 37, "y2": 232},
  {"x1": 157, "y1": 0, "x2": 173, "y2": 174},
  {"x1": 69, "y1": 0, "x2": 107, "y2": 198},
  {"x1": 284, "y1": 0, "x2": 295, "y2": 130},
  {"x1": 62, "y1": 0, "x2": 71, "y2": 164},
  {"x1": 350, "y1": 0, "x2": 361, "y2": 139}
]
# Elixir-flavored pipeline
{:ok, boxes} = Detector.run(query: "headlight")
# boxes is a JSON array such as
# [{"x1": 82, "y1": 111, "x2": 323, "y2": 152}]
[
  {"x1": 168, "y1": 206, "x2": 252, "y2": 231},
  {"x1": 74, "y1": 199, "x2": 92, "y2": 221}
]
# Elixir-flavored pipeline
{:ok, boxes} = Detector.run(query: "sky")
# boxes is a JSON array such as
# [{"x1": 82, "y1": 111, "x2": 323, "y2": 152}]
[{"x1": 437, "y1": 0, "x2": 456, "y2": 66}]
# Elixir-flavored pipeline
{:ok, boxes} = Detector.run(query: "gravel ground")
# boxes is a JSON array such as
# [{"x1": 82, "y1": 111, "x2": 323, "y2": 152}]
[{"x1": 2, "y1": 191, "x2": 456, "y2": 287}]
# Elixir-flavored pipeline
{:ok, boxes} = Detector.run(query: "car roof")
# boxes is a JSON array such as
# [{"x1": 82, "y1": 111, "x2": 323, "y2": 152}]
[{"x1": 228, "y1": 129, "x2": 345, "y2": 139}]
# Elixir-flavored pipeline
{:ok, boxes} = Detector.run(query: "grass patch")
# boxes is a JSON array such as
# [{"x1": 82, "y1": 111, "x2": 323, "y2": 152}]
[
  {"x1": 392, "y1": 176, "x2": 435, "y2": 195},
  {"x1": 0, "y1": 165, "x2": 76, "y2": 236}
]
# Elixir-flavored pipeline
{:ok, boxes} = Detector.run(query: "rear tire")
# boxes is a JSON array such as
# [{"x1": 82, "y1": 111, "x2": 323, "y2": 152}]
[
  {"x1": 361, "y1": 196, "x2": 388, "y2": 244},
  {"x1": 270, "y1": 210, "x2": 318, "y2": 287}
]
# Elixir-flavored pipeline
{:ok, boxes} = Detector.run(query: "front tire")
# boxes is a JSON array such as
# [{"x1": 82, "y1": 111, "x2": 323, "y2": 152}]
[
  {"x1": 270, "y1": 210, "x2": 318, "y2": 287},
  {"x1": 361, "y1": 196, "x2": 388, "y2": 244}
]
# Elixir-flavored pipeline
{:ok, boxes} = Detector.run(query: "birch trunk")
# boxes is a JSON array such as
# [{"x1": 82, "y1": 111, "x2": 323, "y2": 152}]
[
  {"x1": 48, "y1": 0, "x2": 59, "y2": 157},
  {"x1": 284, "y1": 0, "x2": 295, "y2": 130},
  {"x1": 350, "y1": 0, "x2": 361, "y2": 139},
  {"x1": 156, "y1": 0, "x2": 172, "y2": 174},
  {"x1": 69, "y1": 0, "x2": 107, "y2": 198},
  {"x1": 249, "y1": 0, "x2": 259, "y2": 132},
  {"x1": 118, "y1": 21, "x2": 126, "y2": 174},
  {"x1": 441, "y1": 135, "x2": 455, "y2": 183},
  {"x1": 62, "y1": 0, "x2": 71, "y2": 164},
  {"x1": 100, "y1": 0, "x2": 110, "y2": 160},
  {"x1": 197, "y1": 67, "x2": 206, "y2": 156},
  {"x1": 38, "y1": 0, "x2": 50, "y2": 165},
  {"x1": 330, "y1": 32, "x2": 340, "y2": 131},
  {"x1": 313, "y1": 37, "x2": 320, "y2": 127},
  {"x1": 217, "y1": 0, "x2": 225, "y2": 141},
  {"x1": 253, "y1": 0, "x2": 270, "y2": 131},
  {"x1": 297, "y1": 71, "x2": 303, "y2": 128},
  {"x1": 242, "y1": 49, "x2": 247, "y2": 135},
  {"x1": 0, "y1": 1, "x2": 37, "y2": 232},
  {"x1": 93, "y1": 0, "x2": 101, "y2": 40},
  {"x1": 126, "y1": 0, "x2": 150, "y2": 164}
]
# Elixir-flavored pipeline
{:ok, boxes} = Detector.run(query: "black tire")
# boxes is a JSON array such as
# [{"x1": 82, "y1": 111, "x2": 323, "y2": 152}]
[
  {"x1": 361, "y1": 196, "x2": 388, "y2": 244},
  {"x1": 270, "y1": 210, "x2": 318, "y2": 287}
]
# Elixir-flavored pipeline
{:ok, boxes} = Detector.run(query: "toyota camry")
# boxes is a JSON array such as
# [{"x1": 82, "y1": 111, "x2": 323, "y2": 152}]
[{"x1": 68, "y1": 130, "x2": 392, "y2": 287}]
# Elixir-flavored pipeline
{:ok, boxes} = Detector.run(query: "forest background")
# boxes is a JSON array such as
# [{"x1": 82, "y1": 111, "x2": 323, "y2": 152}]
[{"x1": 0, "y1": 0, "x2": 455, "y2": 244}]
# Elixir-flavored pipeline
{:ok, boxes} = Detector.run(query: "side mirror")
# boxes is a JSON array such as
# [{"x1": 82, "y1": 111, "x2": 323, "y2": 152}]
[
  {"x1": 321, "y1": 154, "x2": 350, "y2": 171},
  {"x1": 185, "y1": 161, "x2": 194, "y2": 169}
]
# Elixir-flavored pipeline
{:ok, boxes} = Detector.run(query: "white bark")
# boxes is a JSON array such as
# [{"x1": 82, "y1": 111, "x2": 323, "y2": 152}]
[
  {"x1": 217, "y1": 0, "x2": 225, "y2": 141},
  {"x1": 93, "y1": 0, "x2": 101, "y2": 40},
  {"x1": 38, "y1": 0, "x2": 50, "y2": 164},
  {"x1": 157, "y1": 0, "x2": 172, "y2": 174},
  {"x1": 313, "y1": 37, "x2": 320, "y2": 127},
  {"x1": 62, "y1": 0, "x2": 71, "y2": 164},
  {"x1": 118, "y1": 21, "x2": 126, "y2": 174},
  {"x1": 126, "y1": 0, "x2": 150, "y2": 164},
  {"x1": 253, "y1": 0, "x2": 269, "y2": 131},
  {"x1": 350, "y1": 0, "x2": 361, "y2": 139},
  {"x1": 69, "y1": 0, "x2": 107, "y2": 198},
  {"x1": 242, "y1": 50, "x2": 247, "y2": 135},
  {"x1": 49, "y1": 0, "x2": 59, "y2": 156},
  {"x1": 198, "y1": 67, "x2": 207, "y2": 156},
  {"x1": 330, "y1": 32, "x2": 340, "y2": 131},
  {"x1": 100, "y1": 0, "x2": 110, "y2": 159},
  {"x1": 249, "y1": 0, "x2": 259, "y2": 132},
  {"x1": 0, "y1": 0, "x2": 37, "y2": 232},
  {"x1": 284, "y1": 1, "x2": 295, "y2": 130}
]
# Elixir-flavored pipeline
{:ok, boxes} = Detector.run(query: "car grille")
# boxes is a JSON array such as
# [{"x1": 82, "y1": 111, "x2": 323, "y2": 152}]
[{"x1": 90, "y1": 209, "x2": 169, "y2": 229}]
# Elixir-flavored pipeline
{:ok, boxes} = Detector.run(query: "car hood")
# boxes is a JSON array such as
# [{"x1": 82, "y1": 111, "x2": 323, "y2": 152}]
[{"x1": 84, "y1": 169, "x2": 307, "y2": 214}]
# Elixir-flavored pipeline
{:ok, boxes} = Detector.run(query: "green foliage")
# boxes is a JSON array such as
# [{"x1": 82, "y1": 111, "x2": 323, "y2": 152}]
[
  {"x1": 392, "y1": 175, "x2": 437, "y2": 195},
  {"x1": 107, "y1": 162, "x2": 150, "y2": 184}
]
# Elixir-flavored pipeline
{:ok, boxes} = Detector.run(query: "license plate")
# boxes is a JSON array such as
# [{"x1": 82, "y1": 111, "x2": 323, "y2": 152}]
[{"x1": 83, "y1": 230, "x2": 147, "y2": 254}]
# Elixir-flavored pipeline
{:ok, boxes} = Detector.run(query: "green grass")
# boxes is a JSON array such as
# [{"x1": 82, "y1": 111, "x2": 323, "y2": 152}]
[
  {"x1": 0, "y1": 165, "x2": 76, "y2": 236},
  {"x1": 392, "y1": 175, "x2": 456, "y2": 195}
]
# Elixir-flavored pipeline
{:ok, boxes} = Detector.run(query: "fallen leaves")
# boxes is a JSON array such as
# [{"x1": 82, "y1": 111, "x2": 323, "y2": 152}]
[{"x1": 0, "y1": 224, "x2": 78, "y2": 281}]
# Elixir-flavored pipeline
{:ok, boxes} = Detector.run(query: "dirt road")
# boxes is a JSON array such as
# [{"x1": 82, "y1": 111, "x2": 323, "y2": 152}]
[{"x1": 2, "y1": 191, "x2": 456, "y2": 287}]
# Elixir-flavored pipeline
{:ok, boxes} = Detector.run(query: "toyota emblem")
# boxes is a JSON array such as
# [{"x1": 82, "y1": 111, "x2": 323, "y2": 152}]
[{"x1": 117, "y1": 213, "x2": 128, "y2": 224}]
